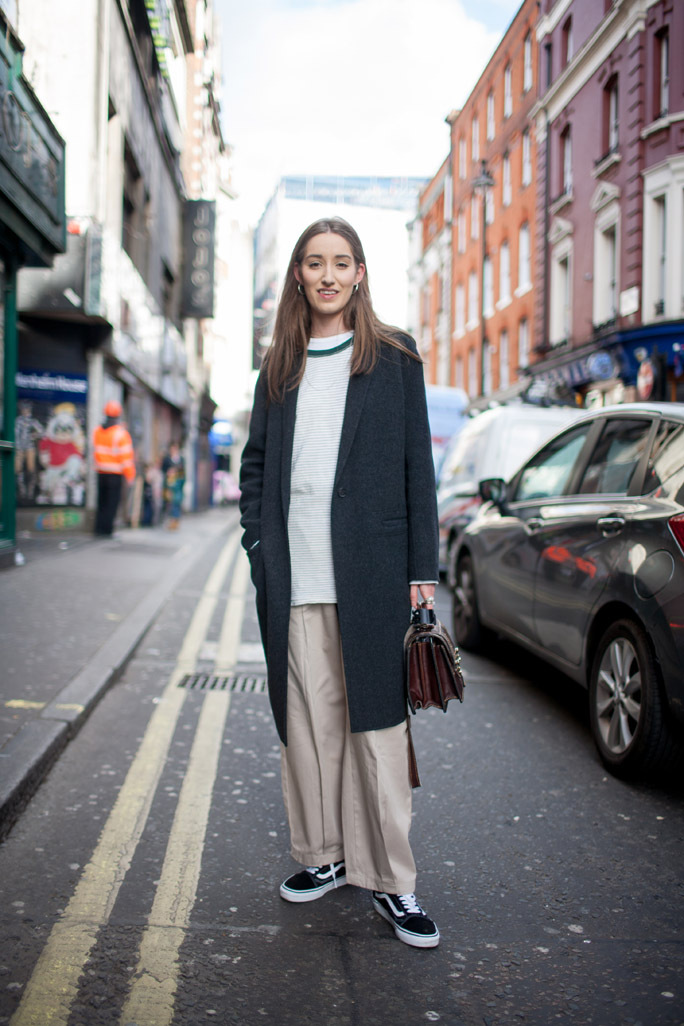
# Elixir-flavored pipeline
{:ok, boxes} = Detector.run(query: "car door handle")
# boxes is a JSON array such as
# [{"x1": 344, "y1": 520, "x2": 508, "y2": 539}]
[
  {"x1": 526, "y1": 518, "x2": 543, "y2": 533},
  {"x1": 597, "y1": 515, "x2": 625, "y2": 535}
]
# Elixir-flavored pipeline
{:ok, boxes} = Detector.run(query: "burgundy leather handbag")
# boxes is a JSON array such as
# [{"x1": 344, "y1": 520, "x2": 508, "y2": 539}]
[{"x1": 404, "y1": 605, "x2": 465, "y2": 787}]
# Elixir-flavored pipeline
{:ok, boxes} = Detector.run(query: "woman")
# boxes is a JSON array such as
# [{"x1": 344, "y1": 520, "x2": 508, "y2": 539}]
[
  {"x1": 162, "y1": 442, "x2": 185, "y2": 529},
  {"x1": 239, "y1": 217, "x2": 440, "y2": 948}
]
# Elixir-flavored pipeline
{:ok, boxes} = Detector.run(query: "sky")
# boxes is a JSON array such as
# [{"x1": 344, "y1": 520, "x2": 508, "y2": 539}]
[{"x1": 213, "y1": 0, "x2": 523, "y2": 226}]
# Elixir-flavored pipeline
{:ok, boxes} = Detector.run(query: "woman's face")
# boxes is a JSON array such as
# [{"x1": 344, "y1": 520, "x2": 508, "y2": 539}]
[{"x1": 294, "y1": 233, "x2": 365, "y2": 332}]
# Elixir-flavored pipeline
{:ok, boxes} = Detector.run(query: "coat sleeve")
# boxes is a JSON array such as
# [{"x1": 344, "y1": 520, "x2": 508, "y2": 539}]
[
  {"x1": 239, "y1": 372, "x2": 268, "y2": 553},
  {"x1": 401, "y1": 338, "x2": 439, "y2": 583}
]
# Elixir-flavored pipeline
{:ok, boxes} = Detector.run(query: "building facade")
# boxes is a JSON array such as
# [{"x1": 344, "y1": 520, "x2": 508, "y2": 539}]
[
  {"x1": 445, "y1": 0, "x2": 539, "y2": 406},
  {"x1": 409, "y1": 157, "x2": 452, "y2": 384},
  {"x1": 0, "y1": 6, "x2": 65, "y2": 564},
  {"x1": 11, "y1": 0, "x2": 222, "y2": 531},
  {"x1": 530, "y1": 0, "x2": 684, "y2": 406}
]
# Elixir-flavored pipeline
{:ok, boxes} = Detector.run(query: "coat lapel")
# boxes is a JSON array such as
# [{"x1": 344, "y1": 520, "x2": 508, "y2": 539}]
[{"x1": 334, "y1": 371, "x2": 372, "y2": 486}]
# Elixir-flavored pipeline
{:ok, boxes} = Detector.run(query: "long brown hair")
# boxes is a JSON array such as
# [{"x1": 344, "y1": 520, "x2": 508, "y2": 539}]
[{"x1": 262, "y1": 216, "x2": 420, "y2": 402}]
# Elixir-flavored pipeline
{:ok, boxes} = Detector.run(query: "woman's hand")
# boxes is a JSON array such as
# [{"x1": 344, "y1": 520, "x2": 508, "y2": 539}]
[{"x1": 410, "y1": 583, "x2": 435, "y2": 609}]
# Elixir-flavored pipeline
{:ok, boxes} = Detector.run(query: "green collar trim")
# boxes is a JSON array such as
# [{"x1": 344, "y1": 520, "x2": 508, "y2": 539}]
[{"x1": 307, "y1": 336, "x2": 354, "y2": 358}]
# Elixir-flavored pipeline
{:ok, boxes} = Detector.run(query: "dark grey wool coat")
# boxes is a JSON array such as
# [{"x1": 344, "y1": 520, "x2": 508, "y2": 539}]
[{"x1": 239, "y1": 336, "x2": 438, "y2": 745}]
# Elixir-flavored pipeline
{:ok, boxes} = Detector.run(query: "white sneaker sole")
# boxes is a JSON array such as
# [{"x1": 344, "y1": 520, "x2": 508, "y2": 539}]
[
  {"x1": 279, "y1": 874, "x2": 347, "y2": 903},
  {"x1": 372, "y1": 897, "x2": 440, "y2": 948}
]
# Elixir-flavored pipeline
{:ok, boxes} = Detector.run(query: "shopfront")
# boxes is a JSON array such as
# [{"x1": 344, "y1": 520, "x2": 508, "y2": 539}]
[{"x1": 0, "y1": 11, "x2": 66, "y2": 566}]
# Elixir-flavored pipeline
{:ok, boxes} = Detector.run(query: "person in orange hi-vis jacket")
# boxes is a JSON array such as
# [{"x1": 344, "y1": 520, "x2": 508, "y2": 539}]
[{"x1": 93, "y1": 400, "x2": 136, "y2": 536}]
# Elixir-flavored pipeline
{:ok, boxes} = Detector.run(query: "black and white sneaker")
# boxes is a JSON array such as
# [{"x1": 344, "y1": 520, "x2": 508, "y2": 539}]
[
  {"x1": 372, "y1": 891, "x2": 440, "y2": 948},
  {"x1": 279, "y1": 861, "x2": 347, "y2": 903}
]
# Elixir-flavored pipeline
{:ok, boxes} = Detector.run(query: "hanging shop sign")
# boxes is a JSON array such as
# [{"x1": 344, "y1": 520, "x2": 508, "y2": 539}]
[
  {"x1": 0, "y1": 30, "x2": 65, "y2": 264},
  {"x1": 181, "y1": 200, "x2": 216, "y2": 319}
]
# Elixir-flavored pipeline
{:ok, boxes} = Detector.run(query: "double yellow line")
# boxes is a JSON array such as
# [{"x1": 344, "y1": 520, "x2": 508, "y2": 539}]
[{"x1": 12, "y1": 529, "x2": 252, "y2": 1026}]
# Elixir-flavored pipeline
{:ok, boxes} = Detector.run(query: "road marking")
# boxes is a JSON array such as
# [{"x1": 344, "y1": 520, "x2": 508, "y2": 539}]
[
  {"x1": 120, "y1": 690, "x2": 231, "y2": 1026},
  {"x1": 215, "y1": 546, "x2": 251, "y2": 673},
  {"x1": 5, "y1": 700, "x2": 46, "y2": 710},
  {"x1": 120, "y1": 542, "x2": 251, "y2": 1025},
  {"x1": 10, "y1": 528, "x2": 241, "y2": 1026}
]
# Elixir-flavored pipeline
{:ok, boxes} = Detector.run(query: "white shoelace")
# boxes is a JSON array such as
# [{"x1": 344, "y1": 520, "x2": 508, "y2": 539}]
[
  {"x1": 307, "y1": 862, "x2": 344, "y2": 888},
  {"x1": 397, "y1": 893, "x2": 422, "y2": 916}
]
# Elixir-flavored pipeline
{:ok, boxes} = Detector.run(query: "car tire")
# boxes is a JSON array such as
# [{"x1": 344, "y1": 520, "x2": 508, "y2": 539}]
[
  {"x1": 446, "y1": 533, "x2": 459, "y2": 589},
  {"x1": 589, "y1": 618, "x2": 682, "y2": 778},
  {"x1": 452, "y1": 552, "x2": 485, "y2": 651}
]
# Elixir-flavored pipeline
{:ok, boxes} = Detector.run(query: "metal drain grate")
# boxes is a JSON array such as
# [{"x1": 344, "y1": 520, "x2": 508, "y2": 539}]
[{"x1": 178, "y1": 673, "x2": 268, "y2": 693}]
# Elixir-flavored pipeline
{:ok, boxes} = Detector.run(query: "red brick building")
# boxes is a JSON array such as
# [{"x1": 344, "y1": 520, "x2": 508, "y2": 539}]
[
  {"x1": 410, "y1": 157, "x2": 452, "y2": 384},
  {"x1": 447, "y1": 0, "x2": 540, "y2": 404}
]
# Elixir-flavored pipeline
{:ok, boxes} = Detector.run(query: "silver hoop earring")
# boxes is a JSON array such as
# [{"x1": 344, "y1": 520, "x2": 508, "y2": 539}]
[
  {"x1": 297, "y1": 284, "x2": 304, "y2": 295},
  {"x1": 353, "y1": 283, "x2": 359, "y2": 293}
]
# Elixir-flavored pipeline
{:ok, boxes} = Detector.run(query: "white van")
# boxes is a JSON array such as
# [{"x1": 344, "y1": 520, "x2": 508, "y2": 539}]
[{"x1": 437, "y1": 404, "x2": 581, "y2": 576}]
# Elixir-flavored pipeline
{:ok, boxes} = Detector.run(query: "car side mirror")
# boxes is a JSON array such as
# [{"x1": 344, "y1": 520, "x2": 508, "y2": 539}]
[{"x1": 479, "y1": 477, "x2": 507, "y2": 510}]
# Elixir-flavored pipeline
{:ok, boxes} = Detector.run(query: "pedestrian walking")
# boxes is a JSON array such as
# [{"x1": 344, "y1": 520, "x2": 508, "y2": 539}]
[
  {"x1": 239, "y1": 217, "x2": 440, "y2": 948},
  {"x1": 161, "y1": 442, "x2": 185, "y2": 529},
  {"x1": 93, "y1": 400, "x2": 136, "y2": 536}
]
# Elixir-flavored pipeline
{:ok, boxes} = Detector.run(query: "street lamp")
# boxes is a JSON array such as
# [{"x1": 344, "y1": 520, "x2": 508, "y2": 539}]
[{"x1": 472, "y1": 159, "x2": 495, "y2": 398}]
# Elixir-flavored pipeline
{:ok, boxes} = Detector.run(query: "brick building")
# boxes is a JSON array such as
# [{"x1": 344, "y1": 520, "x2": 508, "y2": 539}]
[
  {"x1": 446, "y1": 0, "x2": 540, "y2": 405},
  {"x1": 409, "y1": 157, "x2": 452, "y2": 383},
  {"x1": 530, "y1": 0, "x2": 684, "y2": 405}
]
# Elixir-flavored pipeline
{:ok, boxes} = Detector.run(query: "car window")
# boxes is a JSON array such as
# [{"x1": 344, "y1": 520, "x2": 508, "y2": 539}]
[
  {"x1": 642, "y1": 420, "x2": 684, "y2": 495},
  {"x1": 577, "y1": 418, "x2": 652, "y2": 495},
  {"x1": 513, "y1": 424, "x2": 592, "y2": 501}
]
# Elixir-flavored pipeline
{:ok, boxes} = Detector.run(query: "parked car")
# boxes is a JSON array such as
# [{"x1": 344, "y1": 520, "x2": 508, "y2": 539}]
[
  {"x1": 437, "y1": 404, "x2": 580, "y2": 579},
  {"x1": 451, "y1": 402, "x2": 684, "y2": 778}
]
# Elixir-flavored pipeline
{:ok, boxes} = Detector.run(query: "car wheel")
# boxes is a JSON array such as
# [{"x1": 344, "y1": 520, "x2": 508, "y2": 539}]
[
  {"x1": 452, "y1": 553, "x2": 484, "y2": 650},
  {"x1": 589, "y1": 618, "x2": 681, "y2": 778}
]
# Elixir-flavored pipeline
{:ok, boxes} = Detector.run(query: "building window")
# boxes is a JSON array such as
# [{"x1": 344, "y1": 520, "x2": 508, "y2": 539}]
[
  {"x1": 459, "y1": 137, "x2": 467, "y2": 179},
  {"x1": 483, "y1": 339, "x2": 492, "y2": 395},
  {"x1": 487, "y1": 91, "x2": 495, "y2": 141},
  {"x1": 468, "y1": 270, "x2": 479, "y2": 328},
  {"x1": 522, "y1": 128, "x2": 532, "y2": 186},
  {"x1": 485, "y1": 186, "x2": 494, "y2": 226},
  {"x1": 518, "y1": 223, "x2": 531, "y2": 290},
  {"x1": 500, "y1": 330, "x2": 510, "y2": 389},
  {"x1": 484, "y1": 256, "x2": 494, "y2": 317},
  {"x1": 161, "y1": 263, "x2": 177, "y2": 322},
  {"x1": 656, "y1": 28, "x2": 670, "y2": 118},
  {"x1": 499, "y1": 241, "x2": 511, "y2": 303},
  {"x1": 471, "y1": 194, "x2": 479, "y2": 240},
  {"x1": 456, "y1": 355, "x2": 464, "y2": 390},
  {"x1": 544, "y1": 42, "x2": 553, "y2": 88},
  {"x1": 518, "y1": 317, "x2": 529, "y2": 368},
  {"x1": 455, "y1": 283, "x2": 465, "y2": 335},
  {"x1": 603, "y1": 76, "x2": 619, "y2": 154},
  {"x1": 523, "y1": 33, "x2": 533, "y2": 93},
  {"x1": 551, "y1": 252, "x2": 572, "y2": 344},
  {"x1": 468, "y1": 348, "x2": 477, "y2": 397},
  {"x1": 504, "y1": 64, "x2": 513, "y2": 118},
  {"x1": 502, "y1": 153, "x2": 512, "y2": 206},
  {"x1": 472, "y1": 117, "x2": 480, "y2": 162},
  {"x1": 122, "y1": 139, "x2": 149, "y2": 280},
  {"x1": 561, "y1": 127, "x2": 573, "y2": 195},
  {"x1": 457, "y1": 209, "x2": 466, "y2": 253},
  {"x1": 655, "y1": 195, "x2": 667, "y2": 314},
  {"x1": 594, "y1": 222, "x2": 618, "y2": 326},
  {"x1": 562, "y1": 16, "x2": 573, "y2": 66}
]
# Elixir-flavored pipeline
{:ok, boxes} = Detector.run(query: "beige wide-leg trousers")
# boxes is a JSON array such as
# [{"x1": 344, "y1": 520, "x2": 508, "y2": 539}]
[{"x1": 281, "y1": 603, "x2": 417, "y2": 894}]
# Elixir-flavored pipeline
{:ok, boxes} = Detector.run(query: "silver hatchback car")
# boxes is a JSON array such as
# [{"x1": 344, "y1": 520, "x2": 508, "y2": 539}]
[{"x1": 452, "y1": 403, "x2": 684, "y2": 778}]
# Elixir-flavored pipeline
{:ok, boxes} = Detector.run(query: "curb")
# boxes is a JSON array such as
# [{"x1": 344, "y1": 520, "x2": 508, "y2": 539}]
[{"x1": 0, "y1": 515, "x2": 237, "y2": 841}]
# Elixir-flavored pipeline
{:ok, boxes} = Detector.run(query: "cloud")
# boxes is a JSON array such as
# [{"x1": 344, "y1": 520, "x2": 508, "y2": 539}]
[{"x1": 218, "y1": 0, "x2": 517, "y2": 222}]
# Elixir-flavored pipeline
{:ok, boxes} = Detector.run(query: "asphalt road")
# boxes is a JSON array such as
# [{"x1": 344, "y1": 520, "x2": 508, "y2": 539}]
[{"x1": 0, "y1": 525, "x2": 683, "y2": 1026}]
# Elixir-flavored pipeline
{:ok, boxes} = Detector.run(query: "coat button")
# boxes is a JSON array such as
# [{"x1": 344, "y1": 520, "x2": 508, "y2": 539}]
[{"x1": 338, "y1": 487, "x2": 346, "y2": 497}]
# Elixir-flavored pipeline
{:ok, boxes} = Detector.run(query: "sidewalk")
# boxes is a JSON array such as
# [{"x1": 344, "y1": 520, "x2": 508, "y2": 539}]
[{"x1": 0, "y1": 507, "x2": 239, "y2": 840}]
